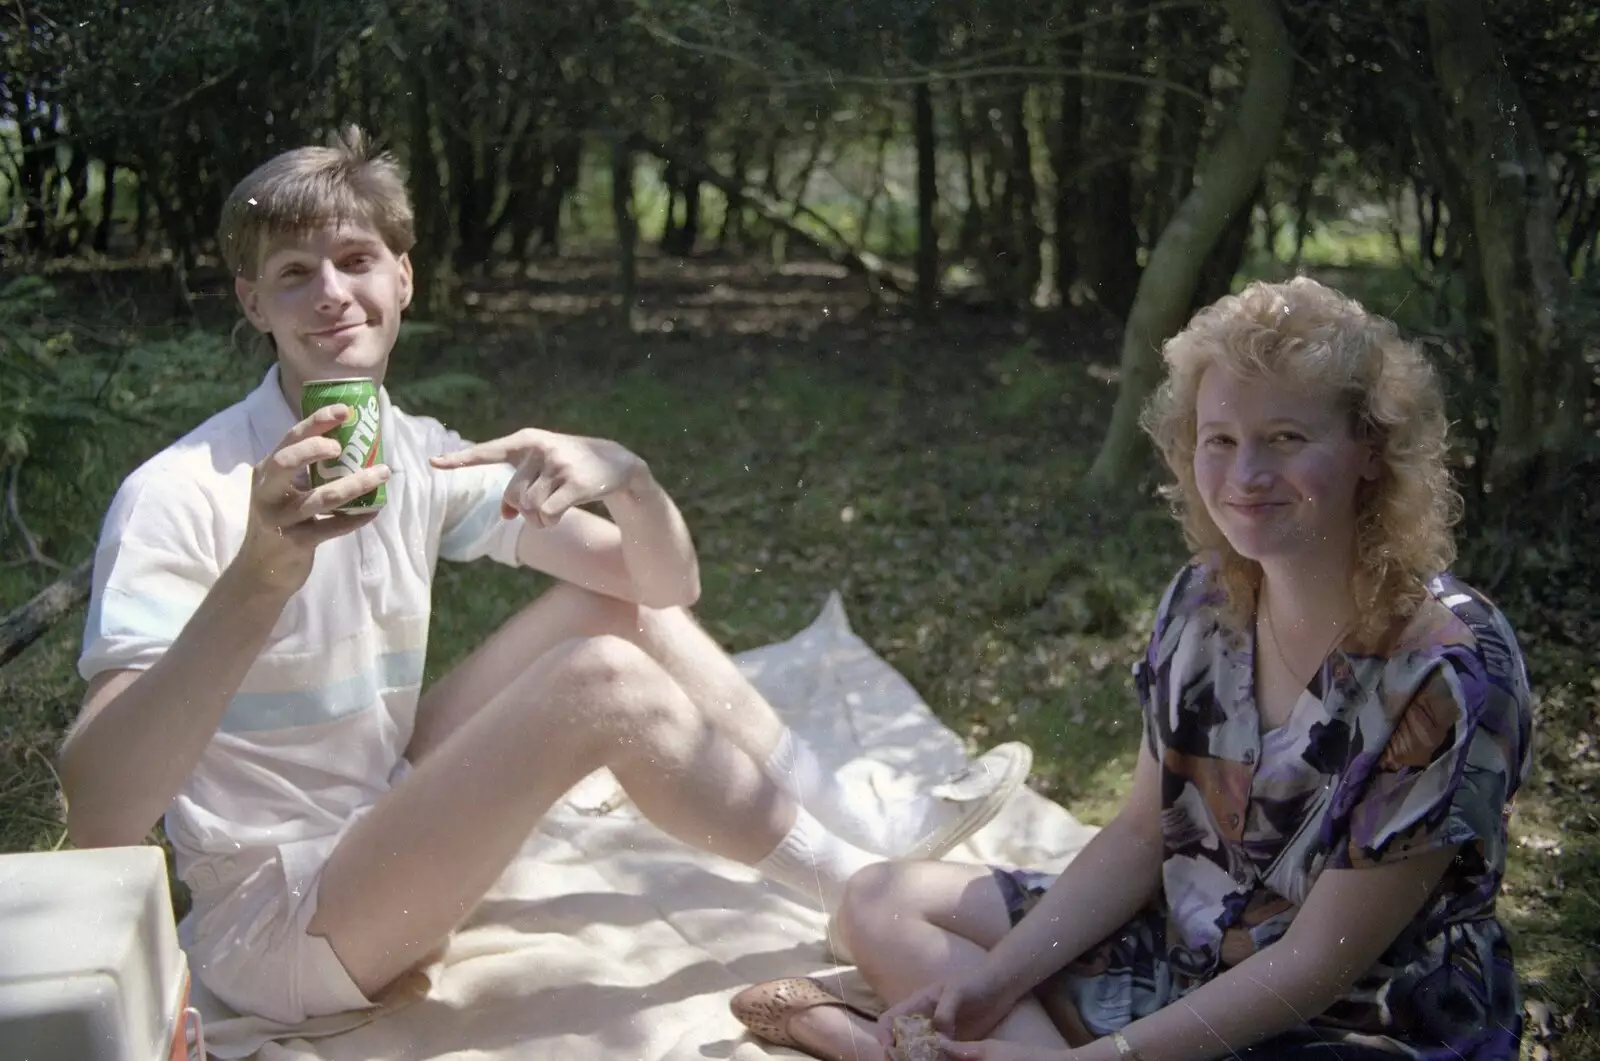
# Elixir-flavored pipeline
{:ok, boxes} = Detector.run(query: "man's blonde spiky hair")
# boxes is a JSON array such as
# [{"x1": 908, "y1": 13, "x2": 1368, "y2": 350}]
[{"x1": 218, "y1": 125, "x2": 415, "y2": 280}]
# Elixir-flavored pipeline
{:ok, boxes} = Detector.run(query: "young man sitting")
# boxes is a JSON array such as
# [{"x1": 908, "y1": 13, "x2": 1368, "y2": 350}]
[{"x1": 59, "y1": 127, "x2": 1031, "y2": 1027}]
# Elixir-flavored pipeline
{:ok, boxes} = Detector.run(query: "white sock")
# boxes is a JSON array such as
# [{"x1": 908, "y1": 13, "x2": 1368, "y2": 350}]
[
  {"x1": 752, "y1": 806, "x2": 880, "y2": 911},
  {"x1": 763, "y1": 728, "x2": 910, "y2": 854}
]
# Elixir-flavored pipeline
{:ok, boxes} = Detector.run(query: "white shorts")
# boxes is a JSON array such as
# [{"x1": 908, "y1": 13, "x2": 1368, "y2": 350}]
[{"x1": 181, "y1": 829, "x2": 374, "y2": 1025}]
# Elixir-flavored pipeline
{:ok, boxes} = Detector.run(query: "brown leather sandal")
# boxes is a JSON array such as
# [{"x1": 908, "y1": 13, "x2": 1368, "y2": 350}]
[{"x1": 729, "y1": 976, "x2": 878, "y2": 1052}]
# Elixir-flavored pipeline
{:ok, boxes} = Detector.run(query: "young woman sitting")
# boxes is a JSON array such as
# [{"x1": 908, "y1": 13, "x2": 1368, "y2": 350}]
[{"x1": 728, "y1": 277, "x2": 1533, "y2": 1061}]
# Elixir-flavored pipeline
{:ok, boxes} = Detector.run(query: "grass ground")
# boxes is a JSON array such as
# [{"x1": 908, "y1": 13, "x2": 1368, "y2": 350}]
[{"x1": 1, "y1": 253, "x2": 1595, "y2": 1058}]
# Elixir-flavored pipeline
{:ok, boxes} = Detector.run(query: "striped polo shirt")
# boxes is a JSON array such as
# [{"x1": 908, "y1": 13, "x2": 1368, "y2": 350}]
[{"x1": 79, "y1": 364, "x2": 521, "y2": 882}]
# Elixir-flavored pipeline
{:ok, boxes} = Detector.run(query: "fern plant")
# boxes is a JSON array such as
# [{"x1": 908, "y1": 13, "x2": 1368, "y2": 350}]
[{"x1": 0, "y1": 276, "x2": 253, "y2": 570}]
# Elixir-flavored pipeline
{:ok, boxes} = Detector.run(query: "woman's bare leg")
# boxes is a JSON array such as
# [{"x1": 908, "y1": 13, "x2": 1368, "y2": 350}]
[{"x1": 769, "y1": 861, "x2": 1075, "y2": 1061}]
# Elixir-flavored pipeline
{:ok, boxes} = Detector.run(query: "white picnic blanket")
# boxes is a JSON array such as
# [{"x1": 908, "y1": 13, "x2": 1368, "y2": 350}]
[{"x1": 195, "y1": 592, "x2": 1098, "y2": 1060}]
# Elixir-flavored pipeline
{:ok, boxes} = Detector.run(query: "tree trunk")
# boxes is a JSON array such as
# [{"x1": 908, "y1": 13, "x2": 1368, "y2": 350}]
[
  {"x1": 506, "y1": 136, "x2": 549, "y2": 263},
  {"x1": 1562, "y1": 162, "x2": 1599, "y2": 271},
  {"x1": 134, "y1": 172, "x2": 151, "y2": 251},
  {"x1": 56, "y1": 142, "x2": 91, "y2": 255},
  {"x1": 914, "y1": 78, "x2": 939, "y2": 321},
  {"x1": 636, "y1": 137, "x2": 915, "y2": 294},
  {"x1": 762, "y1": 133, "x2": 782, "y2": 199},
  {"x1": 1462, "y1": 252, "x2": 1496, "y2": 520},
  {"x1": 1426, "y1": 0, "x2": 1588, "y2": 492},
  {"x1": 611, "y1": 138, "x2": 639, "y2": 330},
  {"x1": 540, "y1": 134, "x2": 581, "y2": 255},
  {"x1": 447, "y1": 120, "x2": 476, "y2": 274},
  {"x1": 94, "y1": 156, "x2": 118, "y2": 254},
  {"x1": 660, "y1": 159, "x2": 702, "y2": 257},
  {"x1": 660, "y1": 159, "x2": 683, "y2": 253},
  {"x1": 148, "y1": 184, "x2": 197, "y2": 316},
  {"x1": 783, "y1": 125, "x2": 827, "y2": 220},
  {"x1": 1078, "y1": 8, "x2": 1145, "y2": 320},
  {"x1": 19, "y1": 107, "x2": 50, "y2": 253},
  {"x1": 1051, "y1": 16, "x2": 1084, "y2": 303},
  {"x1": 664, "y1": 92, "x2": 710, "y2": 256},
  {"x1": 955, "y1": 84, "x2": 986, "y2": 260},
  {"x1": 1394, "y1": 57, "x2": 1483, "y2": 337},
  {"x1": 1288, "y1": 156, "x2": 1320, "y2": 272},
  {"x1": 357, "y1": 47, "x2": 377, "y2": 136},
  {"x1": 716, "y1": 137, "x2": 749, "y2": 251},
  {"x1": 1005, "y1": 84, "x2": 1043, "y2": 305},
  {"x1": 1415, "y1": 178, "x2": 1442, "y2": 269},
  {"x1": 1149, "y1": 16, "x2": 1210, "y2": 243},
  {"x1": 1192, "y1": 181, "x2": 1261, "y2": 312},
  {"x1": 445, "y1": 49, "x2": 494, "y2": 275},
  {"x1": 485, "y1": 101, "x2": 540, "y2": 259},
  {"x1": 857, "y1": 113, "x2": 895, "y2": 252},
  {"x1": 1568, "y1": 196, "x2": 1600, "y2": 274},
  {"x1": 995, "y1": 96, "x2": 1022, "y2": 301},
  {"x1": 1085, "y1": 0, "x2": 1294, "y2": 491},
  {"x1": 407, "y1": 73, "x2": 447, "y2": 317},
  {"x1": 680, "y1": 179, "x2": 703, "y2": 256},
  {"x1": 770, "y1": 124, "x2": 825, "y2": 267}
]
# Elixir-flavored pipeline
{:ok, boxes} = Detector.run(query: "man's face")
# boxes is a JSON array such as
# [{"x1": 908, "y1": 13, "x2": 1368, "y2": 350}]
[{"x1": 235, "y1": 220, "x2": 413, "y2": 406}]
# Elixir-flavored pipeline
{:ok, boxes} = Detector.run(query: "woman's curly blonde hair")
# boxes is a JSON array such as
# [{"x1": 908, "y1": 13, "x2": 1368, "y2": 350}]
[{"x1": 1140, "y1": 277, "x2": 1461, "y2": 636}]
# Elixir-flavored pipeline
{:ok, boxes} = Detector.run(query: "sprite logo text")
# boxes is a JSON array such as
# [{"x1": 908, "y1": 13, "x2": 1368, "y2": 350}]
[
  {"x1": 302, "y1": 378, "x2": 386, "y2": 510},
  {"x1": 320, "y1": 396, "x2": 381, "y2": 479}
]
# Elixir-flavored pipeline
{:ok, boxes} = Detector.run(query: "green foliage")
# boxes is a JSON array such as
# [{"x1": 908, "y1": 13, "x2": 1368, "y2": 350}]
[
  {"x1": 386, "y1": 371, "x2": 497, "y2": 411},
  {"x1": 0, "y1": 277, "x2": 112, "y2": 469},
  {"x1": 105, "y1": 334, "x2": 254, "y2": 418},
  {"x1": 0, "y1": 278, "x2": 257, "y2": 573},
  {"x1": 2, "y1": 278, "x2": 247, "y2": 444},
  {"x1": 982, "y1": 340, "x2": 1079, "y2": 424}
]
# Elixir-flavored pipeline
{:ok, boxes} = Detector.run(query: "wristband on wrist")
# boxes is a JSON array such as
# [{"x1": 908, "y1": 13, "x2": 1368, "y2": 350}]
[{"x1": 1111, "y1": 1030, "x2": 1144, "y2": 1061}]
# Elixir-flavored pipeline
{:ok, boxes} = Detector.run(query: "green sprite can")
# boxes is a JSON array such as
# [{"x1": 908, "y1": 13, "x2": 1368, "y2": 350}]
[{"x1": 300, "y1": 377, "x2": 387, "y2": 511}]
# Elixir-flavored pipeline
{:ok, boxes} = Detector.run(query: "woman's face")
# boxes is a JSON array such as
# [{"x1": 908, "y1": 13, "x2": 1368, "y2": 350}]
[{"x1": 1192, "y1": 366, "x2": 1379, "y2": 570}]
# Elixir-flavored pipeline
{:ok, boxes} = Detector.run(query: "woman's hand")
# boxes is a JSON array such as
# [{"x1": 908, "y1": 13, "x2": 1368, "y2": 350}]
[{"x1": 875, "y1": 973, "x2": 1016, "y2": 1049}]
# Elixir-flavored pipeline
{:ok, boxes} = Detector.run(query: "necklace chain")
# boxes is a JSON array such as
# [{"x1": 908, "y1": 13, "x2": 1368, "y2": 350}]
[{"x1": 1261, "y1": 599, "x2": 1350, "y2": 687}]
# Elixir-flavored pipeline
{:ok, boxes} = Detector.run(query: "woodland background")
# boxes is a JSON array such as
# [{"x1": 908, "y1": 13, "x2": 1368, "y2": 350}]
[{"x1": 2, "y1": 2, "x2": 1596, "y2": 1056}]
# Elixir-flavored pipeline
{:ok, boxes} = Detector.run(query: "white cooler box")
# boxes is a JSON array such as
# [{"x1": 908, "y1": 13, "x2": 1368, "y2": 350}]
[{"x1": 0, "y1": 845, "x2": 201, "y2": 1061}]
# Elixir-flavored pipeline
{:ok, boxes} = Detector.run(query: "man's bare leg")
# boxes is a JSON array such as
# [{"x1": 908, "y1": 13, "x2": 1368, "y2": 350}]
[
  {"x1": 408, "y1": 582, "x2": 784, "y2": 764},
  {"x1": 409, "y1": 583, "x2": 1032, "y2": 858},
  {"x1": 310, "y1": 635, "x2": 878, "y2": 998}
]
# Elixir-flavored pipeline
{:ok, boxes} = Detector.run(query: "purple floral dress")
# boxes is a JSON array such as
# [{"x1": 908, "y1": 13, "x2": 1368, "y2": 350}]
[{"x1": 995, "y1": 562, "x2": 1534, "y2": 1059}]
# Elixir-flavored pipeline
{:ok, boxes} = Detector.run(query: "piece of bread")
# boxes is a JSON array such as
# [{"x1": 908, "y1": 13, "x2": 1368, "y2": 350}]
[{"x1": 890, "y1": 1014, "x2": 943, "y2": 1061}]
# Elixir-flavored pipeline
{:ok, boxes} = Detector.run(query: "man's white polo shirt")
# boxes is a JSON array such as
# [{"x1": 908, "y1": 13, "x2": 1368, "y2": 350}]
[{"x1": 79, "y1": 364, "x2": 522, "y2": 887}]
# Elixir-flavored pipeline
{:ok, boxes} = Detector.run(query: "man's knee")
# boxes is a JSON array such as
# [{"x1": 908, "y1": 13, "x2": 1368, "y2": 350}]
[
  {"x1": 539, "y1": 635, "x2": 687, "y2": 735},
  {"x1": 552, "y1": 634, "x2": 655, "y2": 694}
]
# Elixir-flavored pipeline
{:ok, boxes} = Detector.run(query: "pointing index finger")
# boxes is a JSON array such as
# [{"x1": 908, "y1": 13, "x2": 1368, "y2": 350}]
[{"x1": 430, "y1": 429, "x2": 542, "y2": 470}]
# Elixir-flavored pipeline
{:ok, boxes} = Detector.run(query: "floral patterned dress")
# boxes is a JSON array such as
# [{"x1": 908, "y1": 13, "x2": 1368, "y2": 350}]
[{"x1": 995, "y1": 562, "x2": 1534, "y2": 1059}]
